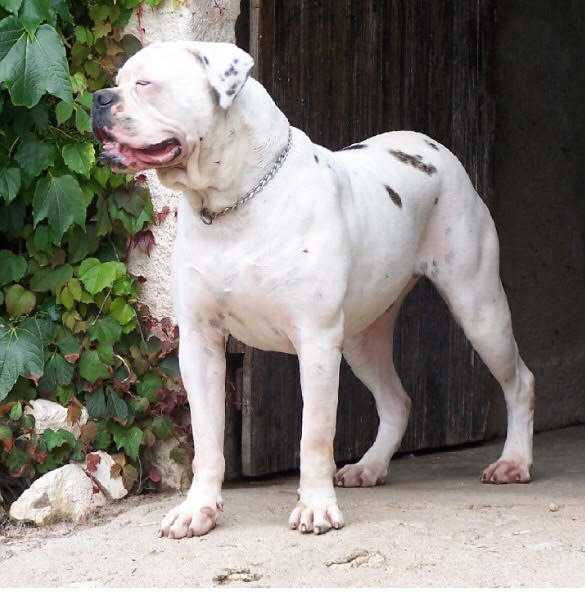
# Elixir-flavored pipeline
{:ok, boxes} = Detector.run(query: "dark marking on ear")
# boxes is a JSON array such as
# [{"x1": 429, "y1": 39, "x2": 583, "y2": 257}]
[
  {"x1": 224, "y1": 64, "x2": 238, "y2": 77},
  {"x1": 425, "y1": 140, "x2": 439, "y2": 151},
  {"x1": 340, "y1": 143, "x2": 367, "y2": 151},
  {"x1": 389, "y1": 149, "x2": 437, "y2": 175},
  {"x1": 314, "y1": 154, "x2": 319, "y2": 163},
  {"x1": 202, "y1": 55, "x2": 209, "y2": 65},
  {"x1": 225, "y1": 82, "x2": 238, "y2": 97},
  {"x1": 384, "y1": 185, "x2": 402, "y2": 208},
  {"x1": 434, "y1": 197, "x2": 439, "y2": 205}
]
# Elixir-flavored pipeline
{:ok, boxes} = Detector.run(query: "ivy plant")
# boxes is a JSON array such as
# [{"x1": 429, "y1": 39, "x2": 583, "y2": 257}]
[{"x1": 0, "y1": 0, "x2": 189, "y2": 502}]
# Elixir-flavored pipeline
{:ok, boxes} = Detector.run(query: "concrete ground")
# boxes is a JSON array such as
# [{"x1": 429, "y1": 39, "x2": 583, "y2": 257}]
[{"x1": 1, "y1": 425, "x2": 584, "y2": 587}]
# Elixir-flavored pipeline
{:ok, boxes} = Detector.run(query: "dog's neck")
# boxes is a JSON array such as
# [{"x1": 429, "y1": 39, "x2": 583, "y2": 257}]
[{"x1": 157, "y1": 78, "x2": 290, "y2": 215}]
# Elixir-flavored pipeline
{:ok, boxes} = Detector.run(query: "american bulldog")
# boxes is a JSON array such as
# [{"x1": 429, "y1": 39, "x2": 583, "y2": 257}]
[{"x1": 92, "y1": 41, "x2": 535, "y2": 539}]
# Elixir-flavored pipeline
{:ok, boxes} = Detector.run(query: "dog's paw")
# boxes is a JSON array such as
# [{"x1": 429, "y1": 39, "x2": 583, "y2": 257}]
[
  {"x1": 159, "y1": 498, "x2": 223, "y2": 539},
  {"x1": 481, "y1": 459, "x2": 532, "y2": 484},
  {"x1": 288, "y1": 500, "x2": 344, "y2": 535},
  {"x1": 335, "y1": 463, "x2": 387, "y2": 487}
]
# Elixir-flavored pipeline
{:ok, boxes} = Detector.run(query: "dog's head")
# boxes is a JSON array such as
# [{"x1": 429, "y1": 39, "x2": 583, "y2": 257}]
[{"x1": 91, "y1": 41, "x2": 254, "y2": 172}]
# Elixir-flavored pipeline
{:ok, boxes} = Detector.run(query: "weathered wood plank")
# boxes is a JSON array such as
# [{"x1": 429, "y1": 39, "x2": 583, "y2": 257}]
[{"x1": 239, "y1": 0, "x2": 496, "y2": 476}]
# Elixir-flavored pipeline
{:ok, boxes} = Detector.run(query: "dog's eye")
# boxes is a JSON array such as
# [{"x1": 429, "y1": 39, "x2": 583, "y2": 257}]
[{"x1": 136, "y1": 80, "x2": 150, "y2": 86}]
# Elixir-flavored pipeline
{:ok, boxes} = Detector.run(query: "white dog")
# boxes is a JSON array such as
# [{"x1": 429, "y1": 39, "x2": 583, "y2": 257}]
[{"x1": 92, "y1": 41, "x2": 535, "y2": 539}]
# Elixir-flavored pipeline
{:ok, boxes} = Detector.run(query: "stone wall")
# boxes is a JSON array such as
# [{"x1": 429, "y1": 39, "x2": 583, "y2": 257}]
[{"x1": 126, "y1": 0, "x2": 241, "y2": 321}]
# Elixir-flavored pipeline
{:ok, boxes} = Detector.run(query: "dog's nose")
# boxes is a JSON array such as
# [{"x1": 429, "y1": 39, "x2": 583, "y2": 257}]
[{"x1": 93, "y1": 90, "x2": 117, "y2": 107}]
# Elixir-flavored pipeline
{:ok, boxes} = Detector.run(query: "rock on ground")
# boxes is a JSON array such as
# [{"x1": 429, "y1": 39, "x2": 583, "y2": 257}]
[
  {"x1": 83, "y1": 451, "x2": 128, "y2": 500},
  {"x1": 9, "y1": 464, "x2": 106, "y2": 526},
  {"x1": 151, "y1": 438, "x2": 192, "y2": 491},
  {"x1": 25, "y1": 399, "x2": 88, "y2": 439}
]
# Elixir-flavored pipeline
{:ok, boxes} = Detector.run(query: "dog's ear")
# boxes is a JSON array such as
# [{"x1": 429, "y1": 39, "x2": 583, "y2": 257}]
[{"x1": 184, "y1": 42, "x2": 254, "y2": 109}]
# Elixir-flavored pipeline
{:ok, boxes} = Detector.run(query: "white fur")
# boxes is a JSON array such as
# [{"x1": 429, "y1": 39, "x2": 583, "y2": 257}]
[{"x1": 104, "y1": 42, "x2": 535, "y2": 539}]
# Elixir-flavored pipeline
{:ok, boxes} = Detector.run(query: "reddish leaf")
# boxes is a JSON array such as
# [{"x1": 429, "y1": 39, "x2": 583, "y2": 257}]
[
  {"x1": 25, "y1": 440, "x2": 47, "y2": 463},
  {"x1": 64, "y1": 352, "x2": 80, "y2": 364},
  {"x1": 26, "y1": 373, "x2": 41, "y2": 386},
  {"x1": 80, "y1": 422, "x2": 98, "y2": 449},
  {"x1": 154, "y1": 206, "x2": 171, "y2": 225},
  {"x1": 110, "y1": 463, "x2": 122, "y2": 479},
  {"x1": 85, "y1": 452, "x2": 101, "y2": 473},
  {"x1": 128, "y1": 229, "x2": 156, "y2": 256},
  {"x1": 1, "y1": 437, "x2": 14, "y2": 452},
  {"x1": 122, "y1": 463, "x2": 138, "y2": 491},
  {"x1": 67, "y1": 401, "x2": 82, "y2": 426},
  {"x1": 134, "y1": 275, "x2": 147, "y2": 284},
  {"x1": 0, "y1": 403, "x2": 13, "y2": 416},
  {"x1": 148, "y1": 466, "x2": 161, "y2": 483}
]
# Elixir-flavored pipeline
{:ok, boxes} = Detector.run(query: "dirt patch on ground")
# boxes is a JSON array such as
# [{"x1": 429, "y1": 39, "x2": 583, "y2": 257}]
[{"x1": 1, "y1": 426, "x2": 584, "y2": 587}]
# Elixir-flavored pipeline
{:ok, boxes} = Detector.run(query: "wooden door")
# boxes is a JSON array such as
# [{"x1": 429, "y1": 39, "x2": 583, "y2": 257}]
[{"x1": 235, "y1": 0, "x2": 497, "y2": 476}]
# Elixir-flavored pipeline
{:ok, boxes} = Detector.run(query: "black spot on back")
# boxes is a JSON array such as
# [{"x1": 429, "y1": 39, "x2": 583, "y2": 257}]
[
  {"x1": 425, "y1": 140, "x2": 439, "y2": 151},
  {"x1": 314, "y1": 154, "x2": 319, "y2": 163},
  {"x1": 384, "y1": 185, "x2": 402, "y2": 208},
  {"x1": 340, "y1": 143, "x2": 367, "y2": 151},
  {"x1": 389, "y1": 149, "x2": 437, "y2": 176}
]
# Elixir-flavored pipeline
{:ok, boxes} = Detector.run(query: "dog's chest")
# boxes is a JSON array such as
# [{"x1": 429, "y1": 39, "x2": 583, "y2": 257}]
[{"x1": 173, "y1": 222, "x2": 338, "y2": 353}]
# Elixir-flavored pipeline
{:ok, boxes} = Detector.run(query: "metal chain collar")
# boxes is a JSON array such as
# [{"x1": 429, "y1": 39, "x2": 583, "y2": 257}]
[{"x1": 199, "y1": 128, "x2": 293, "y2": 225}]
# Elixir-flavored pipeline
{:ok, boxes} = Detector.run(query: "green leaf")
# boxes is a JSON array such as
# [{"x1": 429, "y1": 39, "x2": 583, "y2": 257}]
[
  {"x1": 14, "y1": 136, "x2": 55, "y2": 177},
  {"x1": 150, "y1": 416, "x2": 172, "y2": 440},
  {"x1": 0, "y1": 250, "x2": 27, "y2": 287},
  {"x1": 109, "y1": 297, "x2": 135, "y2": 325},
  {"x1": 30, "y1": 263, "x2": 73, "y2": 292},
  {"x1": 106, "y1": 387, "x2": 129, "y2": 420},
  {"x1": 93, "y1": 428, "x2": 111, "y2": 449},
  {"x1": 0, "y1": 425, "x2": 13, "y2": 440},
  {"x1": 4, "y1": 283, "x2": 36, "y2": 317},
  {"x1": 0, "y1": 316, "x2": 53, "y2": 400},
  {"x1": 9, "y1": 400, "x2": 22, "y2": 420},
  {"x1": 6, "y1": 447, "x2": 27, "y2": 474},
  {"x1": 0, "y1": 0, "x2": 23, "y2": 15},
  {"x1": 0, "y1": 166, "x2": 21, "y2": 203},
  {"x1": 86, "y1": 388, "x2": 107, "y2": 418},
  {"x1": 56, "y1": 332, "x2": 80, "y2": 361},
  {"x1": 0, "y1": 24, "x2": 72, "y2": 107},
  {"x1": 42, "y1": 427, "x2": 76, "y2": 451},
  {"x1": 79, "y1": 258, "x2": 125, "y2": 294},
  {"x1": 79, "y1": 349, "x2": 109, "y2": 383},
  {"x1": 88, "y1": 315, "x2": 122, "y2": 346},
  {"x1": 74, "y1": 105, "x2": 91, "y2": 133},
  {"x1": 136, "y1": 371, "x2": 162, "y2": 402},
  {"x1": 33, "y1": 174, "x2": 86, "y2": 242},
  {"x1": 66, "y1": 224, "x2": 99, "y2": 263},
  {"x1": 109, "y1": 422, "x2": 143, "y2": 461},
  {"x1": 0, "y1": 16, "x2": 22, "y2": 60},
  {"x1": 55, "y1": 100, "x2": 73, "y2": 125},
  {"x1": 19, "y1": 0, "x2": 51, "y2": 35},
  {"x1": 62, "y1": 142, "x2": 95, "y2": 177},
  {"x1": 38, "y1": 352, "x2": 73, "y2": 393}
]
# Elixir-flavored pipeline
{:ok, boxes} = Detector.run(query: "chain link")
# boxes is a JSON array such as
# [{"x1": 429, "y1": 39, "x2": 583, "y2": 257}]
[{"x1": 200, "y1": 128, "x2": 293, "y2": 225}]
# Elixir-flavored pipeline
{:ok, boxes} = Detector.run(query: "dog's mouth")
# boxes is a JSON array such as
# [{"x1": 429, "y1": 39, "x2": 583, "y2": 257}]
[{"x1": 95, "y1": 128, "x2": 183, "y2": 171}]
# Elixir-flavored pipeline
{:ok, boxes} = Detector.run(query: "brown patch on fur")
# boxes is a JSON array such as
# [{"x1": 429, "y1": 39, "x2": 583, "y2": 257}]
[{"x1": 389, "y1": 149, "x2": 437, "y2": 176}]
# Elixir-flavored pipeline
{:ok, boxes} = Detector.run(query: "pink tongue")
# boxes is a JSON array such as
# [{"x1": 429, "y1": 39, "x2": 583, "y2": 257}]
[{"x1": 119, "y1": 142, "x2": 177, "y2": 165}]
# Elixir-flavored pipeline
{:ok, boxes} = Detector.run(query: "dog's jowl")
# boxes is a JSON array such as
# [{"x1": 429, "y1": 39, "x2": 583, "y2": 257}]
[{"x1": 93, "y1": 41, "x2": 535, "y2": 539}]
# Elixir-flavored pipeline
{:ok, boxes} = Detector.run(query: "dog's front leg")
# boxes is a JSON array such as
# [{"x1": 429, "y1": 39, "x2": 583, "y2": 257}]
[
  {"x1": 159, "y1": 323, "x2": 226, "y2": 539},
  {"x1": 289, "y1": 324, "x2": 345, "y2": 535}
]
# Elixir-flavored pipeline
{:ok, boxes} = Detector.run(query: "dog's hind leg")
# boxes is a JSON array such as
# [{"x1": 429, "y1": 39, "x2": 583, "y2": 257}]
[
  {"x1": 420, "y1": 189, "x2": 535, "y2": 483},
  {"x1": 336, "y1": 285, "x2": 414, "y2": 488}
]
